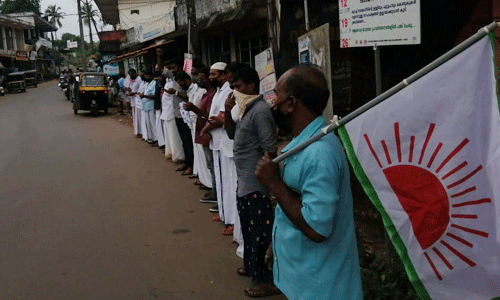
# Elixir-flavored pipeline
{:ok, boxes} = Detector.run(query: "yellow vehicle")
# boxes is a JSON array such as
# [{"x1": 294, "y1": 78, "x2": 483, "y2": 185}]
[{"x1": 73, "y1": 72, "x2": 109, "y2": 117}]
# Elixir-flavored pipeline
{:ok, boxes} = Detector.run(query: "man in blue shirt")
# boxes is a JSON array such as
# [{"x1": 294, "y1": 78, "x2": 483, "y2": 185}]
[{"x1": 256, "y1": 65, "x2": 362, "y2": 299}]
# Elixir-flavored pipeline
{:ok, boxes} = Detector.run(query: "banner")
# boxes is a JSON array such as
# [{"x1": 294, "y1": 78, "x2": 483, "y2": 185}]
[
  {"x1": 338, "y1": 35, "x2": 500, "y2": 299},
  {"x1": 255, "y1": 48, "x2": 276, "y2": 104},
  {"x1": 183, "y1": 53, "x2": 193, "y2": 75},
  {"x1": 339, "y1": 0, "x2": 421, "y2": 48}
]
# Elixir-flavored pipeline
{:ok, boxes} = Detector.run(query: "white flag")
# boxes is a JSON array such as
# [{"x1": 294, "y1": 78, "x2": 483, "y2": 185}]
[{"x1": 338, "y1": 35, "x2": 500, "y2": 299}]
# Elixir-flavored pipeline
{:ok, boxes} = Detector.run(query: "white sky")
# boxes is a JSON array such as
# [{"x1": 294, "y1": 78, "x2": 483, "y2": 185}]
[{"x1": 40, "y1": 0, "x2": 113, "y2": 42}]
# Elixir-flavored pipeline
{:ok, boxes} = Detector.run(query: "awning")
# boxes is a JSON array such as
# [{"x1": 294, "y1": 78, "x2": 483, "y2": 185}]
[
  {"x1": 109, "y1": 40, "x2": 175, "y2": 63},
  {"x1": 109, "y1": 49, "x2": 146, "y2": 63}
]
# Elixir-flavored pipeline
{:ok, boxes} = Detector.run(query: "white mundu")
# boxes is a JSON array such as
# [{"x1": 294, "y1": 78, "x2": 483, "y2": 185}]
[
  {"x1": 130, "y1": 76, "x2": 143, "y2": 135},
  {"x1": 161, "y1": 79, "x2": 184, "y2": 162}
]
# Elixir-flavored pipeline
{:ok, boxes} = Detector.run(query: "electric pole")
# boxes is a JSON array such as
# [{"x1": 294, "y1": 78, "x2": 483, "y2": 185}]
[{"x1": 77, "y1": 0, "x2": 87, "y2": 71}]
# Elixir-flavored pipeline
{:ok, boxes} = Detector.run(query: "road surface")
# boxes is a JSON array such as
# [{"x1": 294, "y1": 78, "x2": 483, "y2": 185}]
[{"x1": 0, "y1": 81, "x2": 285, "y2": 300}]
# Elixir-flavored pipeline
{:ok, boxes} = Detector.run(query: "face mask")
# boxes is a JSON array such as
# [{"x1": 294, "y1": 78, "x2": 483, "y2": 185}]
[
  {"x1": 163, "y1": 68, "x2": 173, "y2": 79},
  {"x1": 231, "y1": 104, "x2": 240, "y2": 123},
  {"x1": 271, "y1": 108, "x2": 292, "y2": 134},
  {"x1": 210, "y1": 78, "x2": 220, "y2": 87}
]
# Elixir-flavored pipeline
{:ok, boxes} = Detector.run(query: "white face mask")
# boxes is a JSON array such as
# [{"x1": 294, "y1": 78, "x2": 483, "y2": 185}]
[
  {"x1": 231, "y1": 104, "x2": 240, "y2": 123},
  {"x1": 232, "y1": 89, "x2": 260, "y2": 121}
]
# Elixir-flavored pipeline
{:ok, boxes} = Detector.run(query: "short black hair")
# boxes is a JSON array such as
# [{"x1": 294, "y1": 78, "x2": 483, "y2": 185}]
[
  {"x1": 144, "y1": 69, "x2": 154, "y2": 76},
  {"x1": 232, "y1": 67, "x2": 260, "y2": 94},
  {"x1": 197, "y1": 66, "x2": 210, "y2": 77},
  {"x1": 165, "y1": 58, "x2": 183, "y2": 67},
  {"x1": 225, "y1": 62, "x2": 246, "y2": 75},
  {"x1": 128, "y1": 68, "x2": 136, "y2": 74},
  {"x1": 283, "y1": 64, "x2": 330, "y2": 116},
  {"x1": 174, "y1": 71, "x2": 191, "y2": 82}
]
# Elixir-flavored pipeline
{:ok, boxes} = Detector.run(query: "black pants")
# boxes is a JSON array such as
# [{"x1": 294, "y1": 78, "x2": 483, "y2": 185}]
[
  {"x1": 237, "y1": 191, "x2": 274, "y2": 285},
  {"x1": 175, "y1": 117, "x2": 194, "y2": 169}
]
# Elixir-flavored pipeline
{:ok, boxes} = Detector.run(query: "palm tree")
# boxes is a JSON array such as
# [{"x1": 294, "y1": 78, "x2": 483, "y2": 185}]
[
  {"x1": 81, "y1": 0, "x2": 100, "y2": 52},
  {"x1": 44, "y1": 4, "x2": 65, "y2": 41}
]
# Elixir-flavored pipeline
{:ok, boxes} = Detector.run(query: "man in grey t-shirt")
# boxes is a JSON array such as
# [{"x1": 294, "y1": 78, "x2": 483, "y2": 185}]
[{"x1": 224, "y1": 67, "x2": 280, "y2": 297}]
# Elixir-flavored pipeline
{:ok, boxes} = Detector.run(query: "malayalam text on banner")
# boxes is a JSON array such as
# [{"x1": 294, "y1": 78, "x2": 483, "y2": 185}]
[{"x1": 339, "y1": 0, "x2": 421, "y2": 48}]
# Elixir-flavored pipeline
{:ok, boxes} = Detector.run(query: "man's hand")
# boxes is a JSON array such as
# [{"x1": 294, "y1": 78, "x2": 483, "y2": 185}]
[
  {"x1": 184, "y1": 102, "x2": 195, "y2": 111},
  {"x1": 264, "y1": 245, "x2": 273, "y2": 269},
  {"x1": 224, "y1": 93, "x2": 235, "y2": 111},
  {"x1": 138, "y1": 93, "x2": 144, "y2": 97},
  {"x1": 200, "y1": 133, "x2": 212, "y2": 144},
  {"x1": 255, "y1": 152, "x2": 282, "y2": 190},
  {"x1": 165, "y1": 88, "x2": 176, "y2": 94},
  {"x1": 207, "y1": 115, "x2": 224, "y2": 127}
]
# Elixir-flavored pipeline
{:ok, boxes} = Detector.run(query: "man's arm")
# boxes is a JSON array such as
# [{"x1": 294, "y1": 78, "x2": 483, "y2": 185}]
[
  {"x1": 224, "y1": 94, "x2": 236, "y2": 139},
  {"x1": 256, "y1": 153, "x2": 326, "y2": 243}
]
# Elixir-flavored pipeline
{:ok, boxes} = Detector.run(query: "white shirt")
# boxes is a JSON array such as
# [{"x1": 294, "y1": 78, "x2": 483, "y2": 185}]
[
  {"x1": 129, "y1": 76, "x2": 142, "y2": 108},
  {"x1": 135, "y1": 81, "x2": 147, "y2": 110},
  {"x1": 160, "y1": 78, "x2": 179, "y2": 121},
  {"x1": 208, "y1": 81, "x2": 232, "y2": 151}
]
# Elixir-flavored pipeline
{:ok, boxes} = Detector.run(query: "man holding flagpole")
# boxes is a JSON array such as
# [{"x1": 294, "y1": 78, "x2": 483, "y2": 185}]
[{"x1": 256, "y1": 65, "x2": 362, "y2": 300}]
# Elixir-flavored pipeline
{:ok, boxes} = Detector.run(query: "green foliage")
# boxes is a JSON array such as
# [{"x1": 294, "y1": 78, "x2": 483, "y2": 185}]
[
  {"x1": 359, "y1": 247, "x2": 419, "y2": 299},
  {"x1": 45, "y1": 4, "x2": 64, "y2": 28},
  {"x1": 0, "y1": 0, "x2": 41, "y2": 14}
]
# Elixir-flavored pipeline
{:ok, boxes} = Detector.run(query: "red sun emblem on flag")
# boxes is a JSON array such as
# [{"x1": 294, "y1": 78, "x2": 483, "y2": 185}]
[{"x1": 364, "y1": 122, "x2": 492, "y2": 280}]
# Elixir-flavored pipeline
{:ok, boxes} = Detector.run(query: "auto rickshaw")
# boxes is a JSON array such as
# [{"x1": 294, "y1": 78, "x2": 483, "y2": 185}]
[
  {"x1": 24, "y1": 70, "x2": 37, "y2": 88},
  {"x1": 7, "y1": 72, "x2": 26, "y2": 93},
  {"x1": 73, "y1": 72, "x2": 109, "y2": 117}
]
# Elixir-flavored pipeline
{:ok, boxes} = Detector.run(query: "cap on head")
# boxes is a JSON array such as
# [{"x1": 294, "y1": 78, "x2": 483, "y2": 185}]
[{"x1": 210, "y1": 62, "x2": 227, "y2": 71}]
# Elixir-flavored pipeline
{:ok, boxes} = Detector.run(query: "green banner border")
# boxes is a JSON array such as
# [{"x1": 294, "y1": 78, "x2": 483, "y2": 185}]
[
  {"x1": 338, "y1": 127, "x2": 432, "y2": 300},
  {"x1": 489, "y1": 32, "x2": 500, "y2": 109}
]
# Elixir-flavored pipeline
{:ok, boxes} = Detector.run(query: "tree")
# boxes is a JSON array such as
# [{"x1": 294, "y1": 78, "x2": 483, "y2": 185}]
[
  {"x1": 44, "y1": 5, "x2": 65, "y2": 41},
  {"x1": 81, "y1": 0, "x2": 100, "y2": 53},
  {"x1": 0, "y1": 0, "x2": 41, "y2": 14}
]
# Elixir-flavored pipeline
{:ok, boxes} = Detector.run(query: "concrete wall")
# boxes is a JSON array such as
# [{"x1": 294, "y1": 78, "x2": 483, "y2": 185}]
[{"x1": 118, "y1": 0, "x2": 176, "y2": 30}]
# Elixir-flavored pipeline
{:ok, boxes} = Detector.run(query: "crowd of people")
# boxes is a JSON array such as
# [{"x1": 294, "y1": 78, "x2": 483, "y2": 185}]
[{"x1": 115, "y1": 60, "x2": 363, "y2": 299}]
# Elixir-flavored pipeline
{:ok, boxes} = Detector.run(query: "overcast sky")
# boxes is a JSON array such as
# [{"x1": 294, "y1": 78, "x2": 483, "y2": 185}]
[{"x1": 40, "y1": 0, "x2": 113, "y2": 42}]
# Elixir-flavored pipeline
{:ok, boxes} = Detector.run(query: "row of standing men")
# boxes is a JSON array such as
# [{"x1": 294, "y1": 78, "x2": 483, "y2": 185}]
[{"x1": 119, "y1": 59, "x2": 280, "y2": 297}]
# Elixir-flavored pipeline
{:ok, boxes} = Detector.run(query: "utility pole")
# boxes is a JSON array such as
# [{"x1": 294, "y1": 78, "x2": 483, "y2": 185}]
[{"x1": 77, "y1": 0, "x2": 87, "y2": 71}]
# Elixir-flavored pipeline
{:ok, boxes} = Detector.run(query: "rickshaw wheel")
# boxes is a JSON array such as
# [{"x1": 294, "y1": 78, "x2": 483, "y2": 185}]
[
  {"x1": 103, "y1": 108, "x2": 108, "y2": 114},
  {"x1": 73, "y1": 109, "x2": 78, "y2": 115},
  {"x1": 91, "y1": 109, "x2": 98, "y2": 117}
]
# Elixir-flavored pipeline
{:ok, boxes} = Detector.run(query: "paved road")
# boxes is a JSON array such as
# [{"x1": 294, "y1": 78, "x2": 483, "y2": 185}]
[{"x1": 0, "y1": 81, "x2": 284, "y2": 300}]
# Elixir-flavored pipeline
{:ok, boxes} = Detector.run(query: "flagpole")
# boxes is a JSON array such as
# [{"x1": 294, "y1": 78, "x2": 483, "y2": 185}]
[{"x1": 274, "y1": 21, "x2": 500, "y2": 163}]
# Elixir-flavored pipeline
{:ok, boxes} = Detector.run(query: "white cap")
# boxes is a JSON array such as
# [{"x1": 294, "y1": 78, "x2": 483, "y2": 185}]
[{"x1": 210, "y1": 62, "x2": 227, "y2": 71}]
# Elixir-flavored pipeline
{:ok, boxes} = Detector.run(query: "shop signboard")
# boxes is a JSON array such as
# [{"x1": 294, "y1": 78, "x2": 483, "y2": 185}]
[
  {"x1": 338, "y1": 0, "x2": 421, "y2": 48},
  {"x1": 15, "y1": 51, "x2": 29, "y2": 61},
  {"x1": 255, "y1": 48, "x2": 277, "y2": 104},
  {"x1": 297, "y1": 23, "x2": 333, "y2": 120},
  {"x1": 67, "y1": 41, "x2": 78, "y2": 48},
  {"x1": 135, "y1": 11, "x2": 175, "y2": 43},
  {"x1": 103, "y1": 63, "x2": 119, "y2": 76}
]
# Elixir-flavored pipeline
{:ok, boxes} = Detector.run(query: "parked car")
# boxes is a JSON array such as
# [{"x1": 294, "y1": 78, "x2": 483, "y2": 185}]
[{"x1": 7, "y1": 72, "x2": 26, "y2": 93}]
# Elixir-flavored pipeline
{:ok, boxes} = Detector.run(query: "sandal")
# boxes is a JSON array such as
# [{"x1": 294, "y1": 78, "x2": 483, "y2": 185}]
[
  {"x1": 222, "y1": 225, "x2": 234, "y2": 236},
  {"x1": 188, "y1": 174, "x2": 198, "y2": 179},
  {"x1": 194, "y1": 180, "x2": 202, "y2": 186},
  {"x1": 181, "y1": 168, "x2": 193, "y2": 176},
  {"x1": 175, "y1": 165, "x2": 188, "y2": 172},
  {"x1": 244, "y1": 283, "x2": 282, "y2": 298},
  {"x1": 237, "y1": 267, "x2": 249, "y2": 277},
  {"x1": 212, "y1": 216, "x2": 221, "y2": 222}
]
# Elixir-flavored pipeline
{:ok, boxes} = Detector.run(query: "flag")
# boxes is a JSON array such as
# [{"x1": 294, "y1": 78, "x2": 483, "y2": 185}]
[{"x1": 338, "y1": 35, "x2": 500, "y2": 299}]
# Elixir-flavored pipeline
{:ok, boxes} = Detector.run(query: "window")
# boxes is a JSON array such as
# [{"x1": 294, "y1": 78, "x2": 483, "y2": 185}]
[
  {"x1": 81, "y1": 75, "x2": 106, "y2": 86},
  {"x1": 204, "y1": 36, "x2": 230, "y2": 66},
  {"x1": 237, "y1": 36, "x2": 268, "y2": 67}
]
